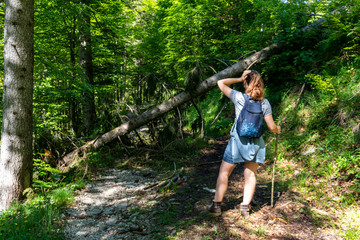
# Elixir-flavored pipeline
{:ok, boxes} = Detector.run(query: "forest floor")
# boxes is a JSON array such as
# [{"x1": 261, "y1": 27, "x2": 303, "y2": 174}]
[{"x1": 63, "y1": 139, "x2": 349, "y2": 240}]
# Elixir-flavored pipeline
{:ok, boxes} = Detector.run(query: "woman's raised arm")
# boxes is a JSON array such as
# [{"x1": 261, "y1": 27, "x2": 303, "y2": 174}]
[
  {"x1": 217, "y1": 70, "x2": 251, "y2": 98},
  {"x1": 217, "y1": 78, "x2": 242, "y2": 98}
]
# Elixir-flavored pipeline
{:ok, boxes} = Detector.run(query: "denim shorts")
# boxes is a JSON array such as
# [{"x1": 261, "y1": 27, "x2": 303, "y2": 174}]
[{"x1": 223, "y1": 125, "x2": 266, "y2": 164}]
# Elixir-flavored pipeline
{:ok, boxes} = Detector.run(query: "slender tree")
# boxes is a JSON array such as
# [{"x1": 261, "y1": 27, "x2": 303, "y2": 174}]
[
  {"x1": 0, "y1": 0, "x2": 34, "y2": 211},
  {"x1": 79, "y1": 0, "x2": 96, "y2": 133},
  {"x1": 65, "y1": 13, "x2": 78, "y2": 136}
]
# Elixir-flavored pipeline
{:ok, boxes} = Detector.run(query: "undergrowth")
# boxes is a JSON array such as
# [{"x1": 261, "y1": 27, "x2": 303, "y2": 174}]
[
  {"x1": 112, "y1": 136, "x2": 209, "y2": 171},
  {"x1": 0, "y1": 195, "x2": 70, "y2": 239},
  {"x1": 0, "y1": 155, "x2": 85, "y2": 239},
  {"x1": 266, "y1": 65, "x2": 360, "y2": 238}
]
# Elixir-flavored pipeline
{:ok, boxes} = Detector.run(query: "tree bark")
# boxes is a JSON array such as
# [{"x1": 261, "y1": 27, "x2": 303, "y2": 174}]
[
  {"x1": 59, "y1": 44, "x2": 277, "y2": 171},
  {"x1": 79, "y1": 0, "x2": 96, "y2": 133},
  {"x1": 64, "y1": 13, "x2": 78, "y2": 136},
  {"x1": 70, "y1": 16, "x2": 78, "y2": 135},
  {"x1": 0, "y1": 0, "x2": 34, "y2": 210}
]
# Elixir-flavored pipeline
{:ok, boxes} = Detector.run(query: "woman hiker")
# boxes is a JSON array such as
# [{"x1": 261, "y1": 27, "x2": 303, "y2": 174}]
[{"x1": 210, "y1": 70, "x2": 281, "y2": 217}]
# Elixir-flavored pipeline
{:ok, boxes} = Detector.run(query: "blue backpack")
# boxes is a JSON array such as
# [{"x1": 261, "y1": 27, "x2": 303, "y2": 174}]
[{"x1": 236, "y1": 93, "x2": 264, "y2": 138}]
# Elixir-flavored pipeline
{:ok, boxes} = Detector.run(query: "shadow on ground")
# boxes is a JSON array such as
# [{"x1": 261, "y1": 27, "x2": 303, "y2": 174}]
[
  {"x1": 64, "y1": 138, "x2": 340, "y2": 240},
  {"x1": 144, "y1": 139, "x2": 338, "y2": 240}
]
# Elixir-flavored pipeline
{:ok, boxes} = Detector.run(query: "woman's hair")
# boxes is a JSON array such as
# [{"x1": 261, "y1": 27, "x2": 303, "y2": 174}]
[{"x1": 243, "y1": 70, "x2": 264, "y2": 100}]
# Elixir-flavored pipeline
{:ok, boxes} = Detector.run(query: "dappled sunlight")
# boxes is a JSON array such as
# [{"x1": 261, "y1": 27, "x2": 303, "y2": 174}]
[
  {"x1": 339, "y1": 207, "x2": 360, "y2": 238},
  {"x1": 1, "y1": 0, "x2": 360, "y2": 239}
]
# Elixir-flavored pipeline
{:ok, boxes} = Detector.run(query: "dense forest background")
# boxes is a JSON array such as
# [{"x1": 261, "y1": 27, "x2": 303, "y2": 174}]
[{"x1": 0, "y1": 0, "x2": 359, "y2": 239}]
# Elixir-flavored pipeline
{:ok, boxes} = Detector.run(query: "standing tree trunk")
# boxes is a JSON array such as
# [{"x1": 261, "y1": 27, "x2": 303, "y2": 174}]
[
  {"x1": 0, "y1": 0, "x2": 34, "y2": 211},
  {"x1": 79, "y1": 0, "x2": 96, "y2": 133},
  {"x1": 121, "y1": 39, "x2": 127, "y2": 102},
  {"x1": 63, "y1": 9, "x2": 79, "y2": 136},
  {"x1": 69, "y1": 16, "x2": 78, "y2": 136}
]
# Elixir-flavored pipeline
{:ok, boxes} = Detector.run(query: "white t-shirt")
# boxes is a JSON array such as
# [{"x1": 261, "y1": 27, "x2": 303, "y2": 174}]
[{"x1": 230, "y1": 89, "x2": 272, "y2": 122}]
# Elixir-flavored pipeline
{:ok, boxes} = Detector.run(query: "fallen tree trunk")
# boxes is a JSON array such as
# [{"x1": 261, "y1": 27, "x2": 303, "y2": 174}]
[
  {"x1": 58, "y1": 43, "x2": 278, "y2": 171},
  {"x1": 59, "y1": 7, "x2": 327, "y2": 171}
]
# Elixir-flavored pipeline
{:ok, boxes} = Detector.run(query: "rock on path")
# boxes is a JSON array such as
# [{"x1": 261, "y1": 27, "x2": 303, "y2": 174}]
[{"x1": 63, "y1": 169, "x2": 160, "y2": 240}]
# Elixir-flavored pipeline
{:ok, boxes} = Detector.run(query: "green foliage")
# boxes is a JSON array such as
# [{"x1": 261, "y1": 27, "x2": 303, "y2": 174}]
[
  {"x1": 87, "y1": 150, "x2": 116, "y2": 168},
  {"x1": 274, "y1": 63, "x2": 360, "y2": 209},
  {"x1": 336, "y1": 151, "x2": 360, "y2": 179},
  {"x1": 345, "y1": 228, "x2": 360, "y2": 240},
  {"x1": 0, "y1": 154, "x2": 82, "y2": 239},
  {"x1": 306, "y1": 73, "x2": 337, "y2": 94},
  {"x1": 32, "y1": 158, "x2": 64, "y2": 192},
  {"x1": 50, "y1": 188, "x2": 74, "y2": 207},
  {"x1": 156, "y1": 210, "x2": 177, "y2": 225},
  {"x1": 0, "y1": 0, "x2": 358, "y2": 142},
  {"x1": 0, "y1": 200, "x2": 64, "y2": 240},
  {"x1": 251, "y1": 227, "x2": 267, "y2": 237}
]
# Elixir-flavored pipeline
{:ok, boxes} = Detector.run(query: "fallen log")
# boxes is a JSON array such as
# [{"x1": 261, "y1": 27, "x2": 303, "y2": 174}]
[
  {"x1": 54, "y1": 7, "x2": 331, "y2": 172},
  {"x1": 58, "y1": 12, "x2": 333, "y2": 172},
  {"x1": 58, "y1": 43, "x2": 278, "y2": 171}
]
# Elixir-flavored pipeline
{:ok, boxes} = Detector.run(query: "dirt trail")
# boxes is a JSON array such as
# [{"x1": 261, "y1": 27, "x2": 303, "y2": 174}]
[
  {"x1": 63, "y1": 140, "x2": 343, "y2": 239},
  {"x1": 63, "y1": 168, "x2": 160, "y2": 239}
]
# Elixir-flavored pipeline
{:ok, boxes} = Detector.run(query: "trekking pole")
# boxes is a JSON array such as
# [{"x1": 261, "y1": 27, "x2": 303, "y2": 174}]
[
  {"x1": 271, "y1": 133, "x2": 279, "y2": 208},
  {"x1": 270, "y1": 83, "x2": 306, "y2": 208}
]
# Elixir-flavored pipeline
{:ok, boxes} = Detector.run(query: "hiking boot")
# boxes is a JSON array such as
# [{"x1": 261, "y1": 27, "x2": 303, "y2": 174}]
[
  {"x1": 208, "y1": 200, "x2": 222, "y2": 217},
  {"x1": 240, "y1": 204, "x2": 250, "y2": 218}
]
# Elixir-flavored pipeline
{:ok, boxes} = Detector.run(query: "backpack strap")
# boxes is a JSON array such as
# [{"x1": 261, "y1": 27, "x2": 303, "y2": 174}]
[{"x1": 242, "y1": 93, "x2": 249, "y2": 107}]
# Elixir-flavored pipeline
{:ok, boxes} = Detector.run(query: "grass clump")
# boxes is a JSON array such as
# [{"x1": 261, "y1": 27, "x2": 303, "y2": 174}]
[
  {"x1": 50, "y1": 188, "x2": 74, "y2": 207},
  {"x1": 0, "y1": 199, "x2": 64, "y2": 240}
]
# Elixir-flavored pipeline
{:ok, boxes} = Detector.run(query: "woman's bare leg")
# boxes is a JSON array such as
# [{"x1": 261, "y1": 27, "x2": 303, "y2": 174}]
[
  {"x1": 214, "y1": 160, "x2": 237, "y2": 202},
  {"x1": 242, "y1": 162, "x2": 259, "y2": 205}
]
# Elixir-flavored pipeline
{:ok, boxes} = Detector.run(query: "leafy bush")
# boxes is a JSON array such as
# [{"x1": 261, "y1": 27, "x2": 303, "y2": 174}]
[
  {"x1": 336, "y1": 151, "x2": 360, "y2": 179},
  {"x1": 32, "y1": 158, "x2": 64, "y2": 192},
  {"x1": 306, "y1": 73, "x2": 337, "y2": 94}
]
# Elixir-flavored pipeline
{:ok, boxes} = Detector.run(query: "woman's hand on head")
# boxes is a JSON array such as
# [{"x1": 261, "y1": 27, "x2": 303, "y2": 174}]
[{"x1": 240, "y1": 70, "x2": 252, "y2": 82}]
